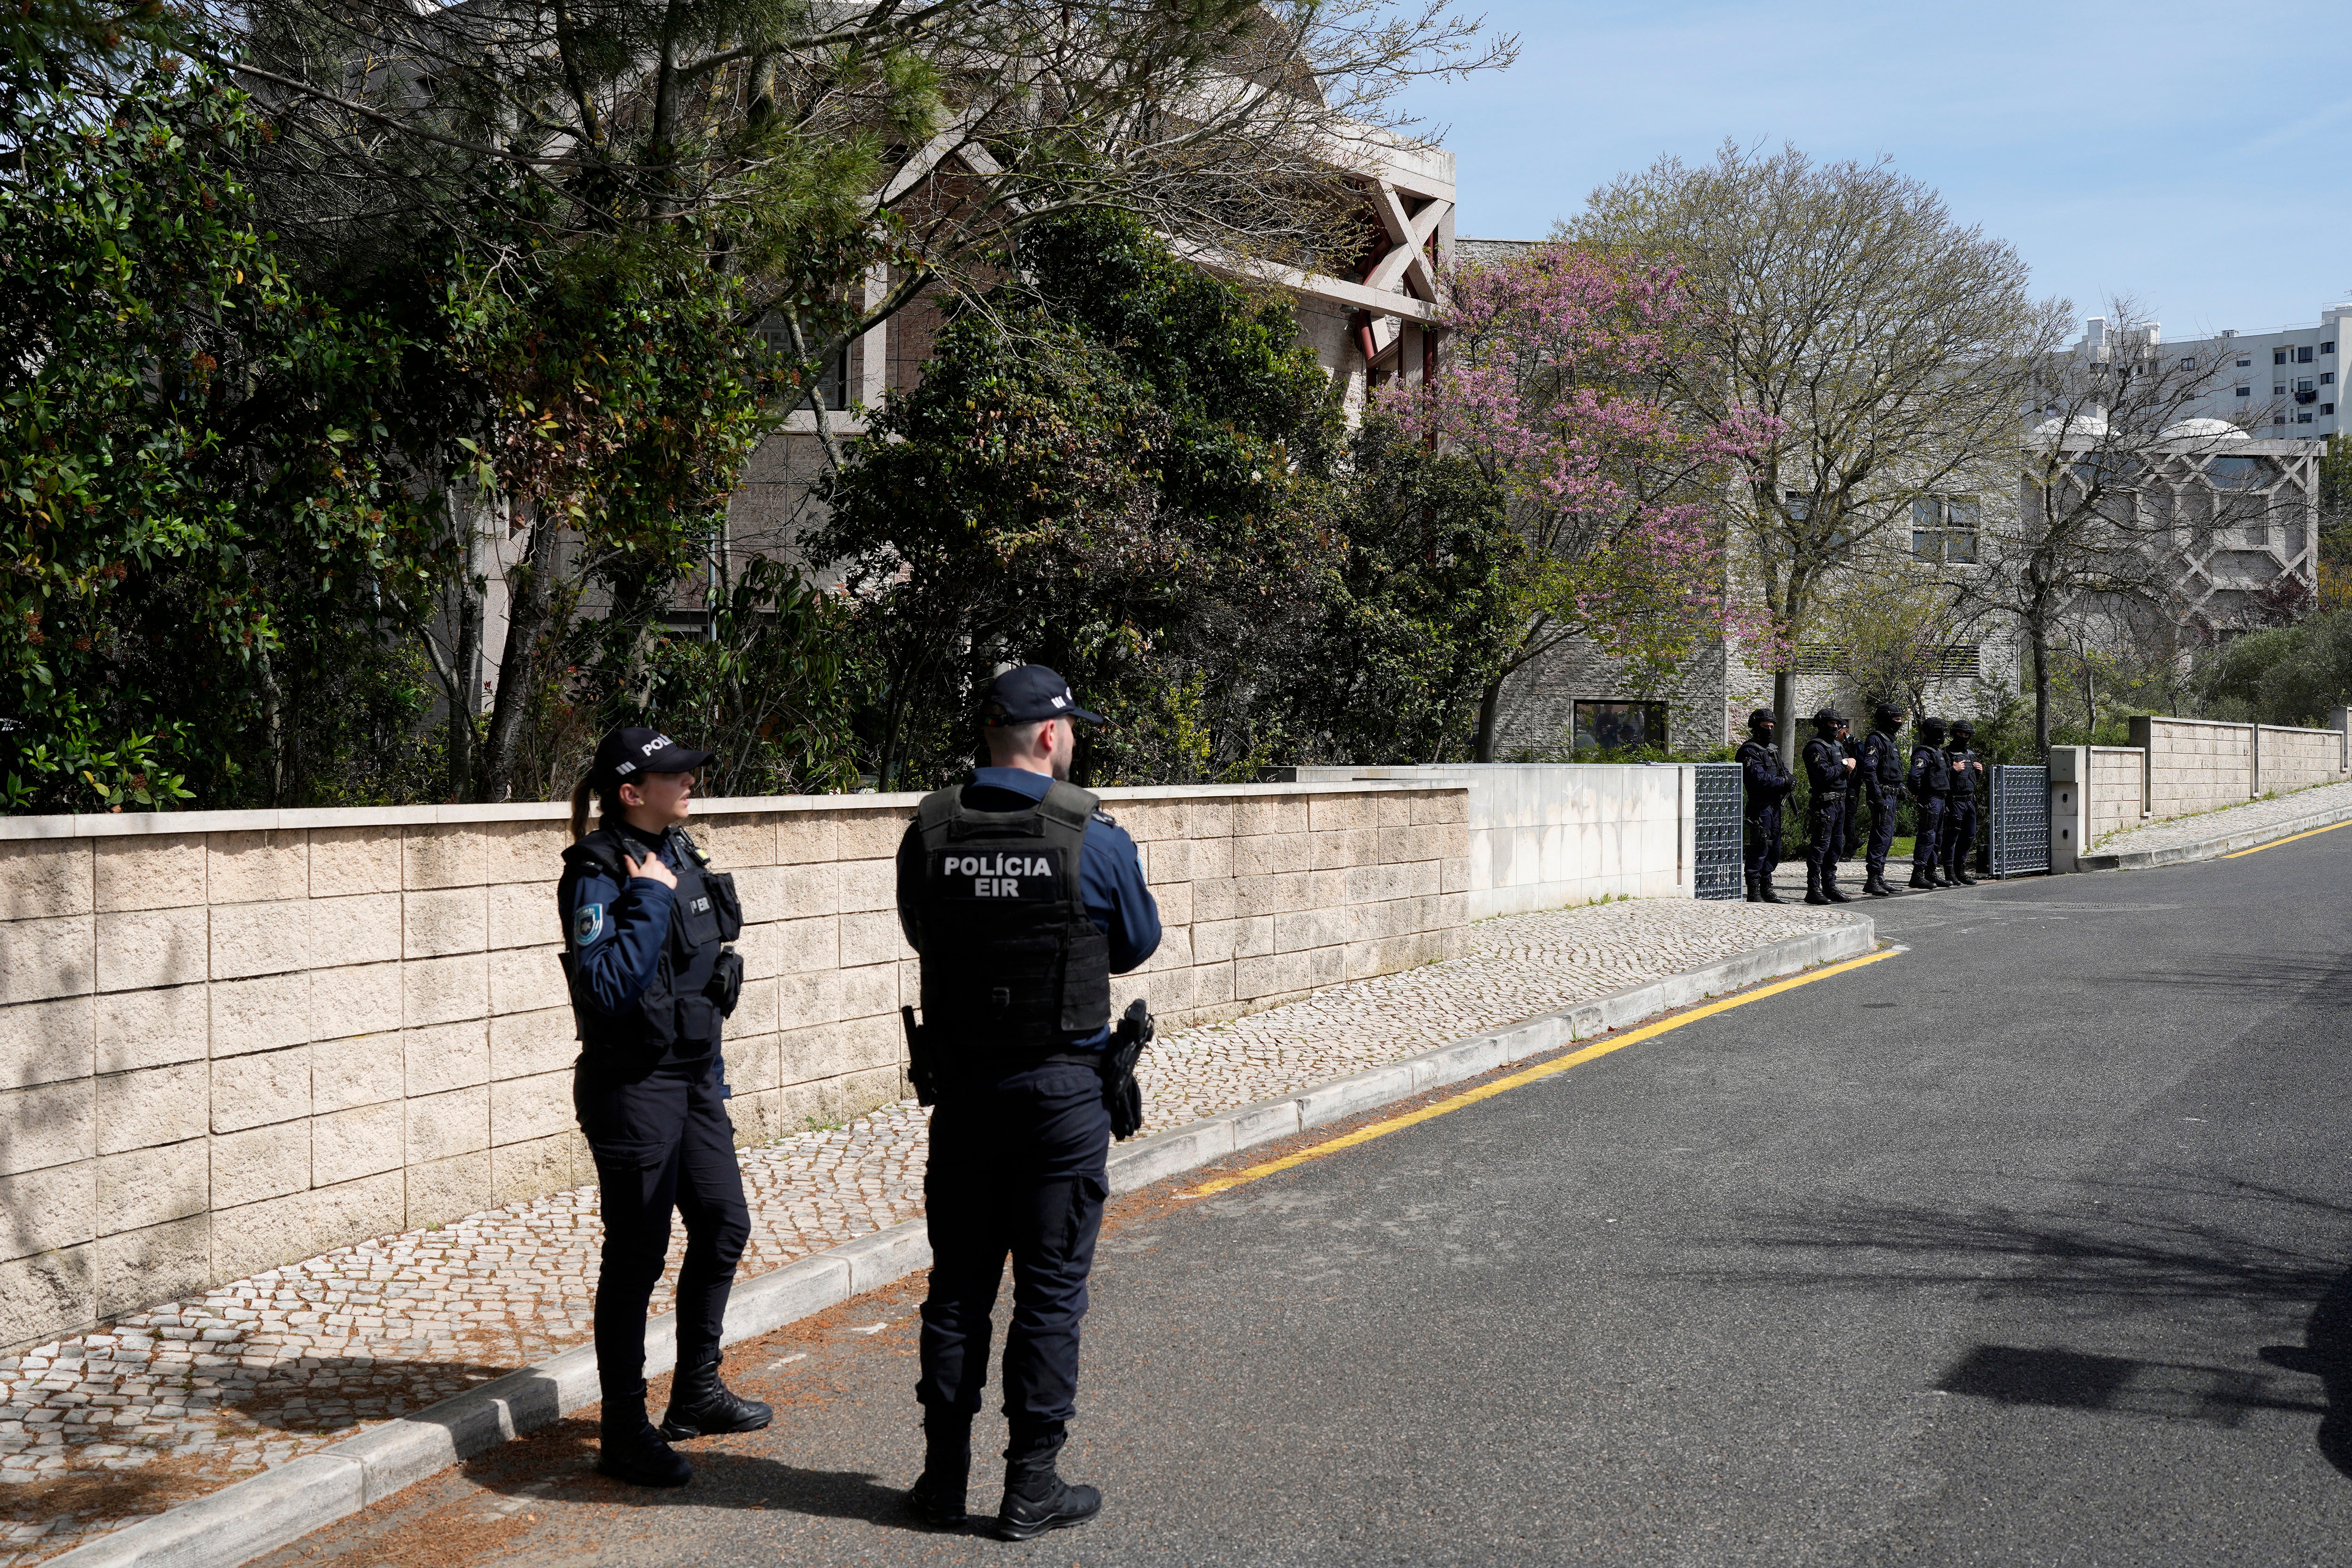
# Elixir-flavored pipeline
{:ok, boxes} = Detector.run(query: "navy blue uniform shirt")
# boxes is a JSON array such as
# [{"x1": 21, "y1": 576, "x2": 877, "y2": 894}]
[
  {"x1": 896, "y1": 767, "x2": 1163, "y2": 1048},
  {"x1": 557, "y1": 820, "x2": 686, "y2": 1019}
]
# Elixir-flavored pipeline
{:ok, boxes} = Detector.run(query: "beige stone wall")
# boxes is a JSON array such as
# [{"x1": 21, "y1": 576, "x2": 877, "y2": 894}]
[
  {"x1": 2087, "y1": 748, "x2": 2145, "y2": 845},
  {"x1": 2141, "y1": 718, "x2": 2254, "y2": 820},
  {"x1": 2257, "y1": 725, "x2": 2346, "y2": 794},
  {"x1": 0, "y1": 782, "x2": 1465, "y2": 1350}
]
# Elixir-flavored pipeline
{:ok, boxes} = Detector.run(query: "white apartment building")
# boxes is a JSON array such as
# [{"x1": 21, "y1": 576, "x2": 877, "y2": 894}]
[{"x1": 2078, "y1": 302, "x2": 2351, "y2": 440}]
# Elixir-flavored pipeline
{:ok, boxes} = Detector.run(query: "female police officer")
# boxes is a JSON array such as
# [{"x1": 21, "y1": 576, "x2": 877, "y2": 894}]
[{"x1": 558, "y1": 726, "x2": 769, "y2": 1487}]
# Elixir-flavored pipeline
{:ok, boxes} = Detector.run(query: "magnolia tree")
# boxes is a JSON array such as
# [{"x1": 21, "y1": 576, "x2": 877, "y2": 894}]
[{"x1": 1383, "y1": 242, "x2": 1770, "y2": 760}]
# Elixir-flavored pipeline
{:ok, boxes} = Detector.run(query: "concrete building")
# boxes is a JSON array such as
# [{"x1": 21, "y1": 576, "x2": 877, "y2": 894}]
[{"x1": 2079, "y1": 302, "x2": 2351, "y2": 441}]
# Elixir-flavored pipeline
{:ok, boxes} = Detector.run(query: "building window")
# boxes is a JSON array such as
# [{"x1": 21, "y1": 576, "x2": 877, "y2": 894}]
[
  {"x1": 2237, "y1": 357, "x2": 2252, "y2": 367},
  {"x1": 2277, "y1": 349, "x2": 2290, "y2": 364},
  {"x1": 2236, "y1": 385, "x2": 2252, "y2": 397},
  {"x1": 2326, "y1": 403, "x2": 2337, "y2": 416},
  {"x1": 1572, "y1": 700, "x2": 1669, "y2": 754},
  {"x1": 2180, "y1": 357, "x2": 2197, "y2": 369},
  {"x1": 1911, "y1": 497, "x2": 1979, "y2": 563},
  {"x1": 2325, "y1": 341, "x2": 2338, "y2": 355},
  {"x1": 2207, "y1": 456, "x2": 2261, "y2": 487},
  {"x1": 2276, "y1": 384, "x2": 2288, "y2": 396},
  {"x1": 2298, "y1": 411, "x2": 2314, "y2": 423},
  {"x1": 2299, "y1": 379, "x2": 2315, "y2": 393},
  {"x1": 2277, "y1": 414, "x2": 2289, "y2": 426},
  {"x1": 2323, "y1": 371, "x2": 2336, "y2": 385},
  {"x1": 2298, "y1": 346, "x2": 2315, "y2": 363}
]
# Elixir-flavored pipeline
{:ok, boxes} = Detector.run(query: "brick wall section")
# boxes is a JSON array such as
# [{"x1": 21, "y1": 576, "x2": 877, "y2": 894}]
[
  {"x1": 2138, "y1": 718, "x2": 2254, "y2": 820},
  {"x1": 0, "y1": 782, "x2": 1465, "y2": 1349},
  {"x1": 2087, "y1": 747, "x2": 2145, "y2": 845},
  {"x1": 2257, "y1": 725, "x2": 2346, "y2": 793}
]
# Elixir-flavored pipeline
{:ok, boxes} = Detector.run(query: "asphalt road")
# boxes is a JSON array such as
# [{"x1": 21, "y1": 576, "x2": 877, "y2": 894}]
[{"x1": 263, "y1": 836, "x2": 2352, "y2": 1568}]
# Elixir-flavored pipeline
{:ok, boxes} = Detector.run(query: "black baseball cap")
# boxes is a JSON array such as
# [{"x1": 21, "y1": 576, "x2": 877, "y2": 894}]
[
  {"x1": 590, "y1": 726, "x2": 714, "y2": 788},
  {"x1": 981, "y1": 665, "x2": 1104, "y2": 725}
]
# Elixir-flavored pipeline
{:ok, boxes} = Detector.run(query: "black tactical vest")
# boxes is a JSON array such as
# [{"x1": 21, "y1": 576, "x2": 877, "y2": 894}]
[
  {"x1": 1863, "y1": 730, "x2": 1904, "y2": 791},
  {"x1": 559, "y1": 826, "x2": 742, "y2": 1060},
  {"x1": 912, "y1": 779, "x2": 1112, "y2": 1049},
  {"x1": 1910, "y1": 744, "x2": 1951, "y2": 797}
]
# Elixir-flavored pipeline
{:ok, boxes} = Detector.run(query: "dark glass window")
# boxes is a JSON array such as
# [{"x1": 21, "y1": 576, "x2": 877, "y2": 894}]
[
  {"x1": 2299, "y1": 346, "x2": 2316, "y2": 363},
  {"x1": 1572, "y1": 700, "x2": 1669, "y2": 754}
]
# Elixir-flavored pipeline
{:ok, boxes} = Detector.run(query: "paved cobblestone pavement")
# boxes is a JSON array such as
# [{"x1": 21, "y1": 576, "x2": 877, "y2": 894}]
[
  {"x1": 0, "y1": 897, "x2": 1855, "y2": 1563},
  {"x1": 2091, "y1": 777, "x2": 2352, "y2": 855}
]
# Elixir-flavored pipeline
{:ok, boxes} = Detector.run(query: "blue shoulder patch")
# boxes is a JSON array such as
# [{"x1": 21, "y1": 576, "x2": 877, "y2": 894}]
[{"x1": 573, "y1": 903, "x2": 605, "y2": 946}]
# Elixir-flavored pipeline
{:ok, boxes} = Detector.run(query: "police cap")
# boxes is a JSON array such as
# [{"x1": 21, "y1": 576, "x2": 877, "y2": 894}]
[
  {"x1": 589, "y1": 725, "x2": 713, "y2": 789},
  {"x1": 982, "y1": 664, "x2": 1105, "y2": 726}
]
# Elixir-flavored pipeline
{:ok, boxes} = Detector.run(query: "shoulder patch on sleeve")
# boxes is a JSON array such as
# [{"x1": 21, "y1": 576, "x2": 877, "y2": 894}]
[
  {"x1": 573, "y1": 903, "x2": 605, "y2": 947},
  {"x1": 1091, "y1": 808, "x2": 1119, "y2": 828}
]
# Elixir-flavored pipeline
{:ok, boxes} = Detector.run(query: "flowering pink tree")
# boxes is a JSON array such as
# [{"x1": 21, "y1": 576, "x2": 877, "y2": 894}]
[{"x1": 1381, "y1": 242, "x2": 1773, "y2": 759}]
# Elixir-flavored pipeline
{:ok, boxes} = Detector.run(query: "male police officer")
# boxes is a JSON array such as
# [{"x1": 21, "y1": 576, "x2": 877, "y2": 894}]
[
  {"x1": 1906, "y1": 716, "x2": 1954, "y2": 889},
  {"x1": 1943, "y1": 718, "x2": 1986, "y2": 885},
  {"x1": 1858, "y1": 703, "x2": 1906, "y2": 898},
  {"x1": 1736, "y1": 709, "x2": 1793, "y2": 903},
  {"x1": 896, "y1": 666, "x2": 1161, "y2": 1540},
  {"x1": 557, "y1": 728, "x2": 767, "y2": 1489},
  {"x1": 1800, "y1": 708, "x2": 1855, "y2": 905}
]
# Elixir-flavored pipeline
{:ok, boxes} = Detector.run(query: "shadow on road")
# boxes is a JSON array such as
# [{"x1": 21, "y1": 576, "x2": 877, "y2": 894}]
[{"x1": 1708, "y1": 1174, "x2": 2352, "y2": 1479}]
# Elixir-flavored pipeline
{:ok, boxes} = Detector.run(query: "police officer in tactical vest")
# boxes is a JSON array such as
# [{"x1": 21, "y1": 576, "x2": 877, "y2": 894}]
[
  {"x1": 1942, "y1": 718, "x2": 1986, "y2": 885},
  {"x1": 557, "y1": 728, "x2": 768, "y2": 1488},
  {"x1": 895, "y1": 665, "x2": 1162, "y2": 1540},
  {"x1": 1837, "y1": 715, "x2": 1865, "y2": 865},
  {"x1": 1736, "y1": 709, "x2": 1793, "y2": 903},
  {"x1": 1858, "y1": 703, "x2": 1906, "y2": 897},
  {"x1": 1906, "y1": 716, "x2": 1954, "y2": 889},
  {"x1": 1800, "y1": 708, "x2": 1856, "y2": 905}
]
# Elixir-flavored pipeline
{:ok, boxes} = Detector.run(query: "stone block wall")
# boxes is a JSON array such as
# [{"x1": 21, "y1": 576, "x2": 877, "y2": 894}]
[
  {"x1": 0, "y1": 781, "x2": 1465, "y2": 1350},
  {"x1": 2257, "y1": 725, "x2": 2346, "y2": 793},
  {"x1": 1284, "y1": 764, "x2": 1693, "y2": 917},
  {"x1": 2135, "y1": 717, "x2": 2254, "y2": 820},
  {"x1": 2087, "y1": 748, "x2": 2145, "y2": 845}
]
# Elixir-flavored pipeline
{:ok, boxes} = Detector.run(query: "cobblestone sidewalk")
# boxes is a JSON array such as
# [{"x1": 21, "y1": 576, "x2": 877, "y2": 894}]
[
  {"x1": 0, "y1": 897, "x2": 1856, "y2": 1564},
  {"x1": 2091, "y1": 777, "x2": 2352, "y2": 857}
]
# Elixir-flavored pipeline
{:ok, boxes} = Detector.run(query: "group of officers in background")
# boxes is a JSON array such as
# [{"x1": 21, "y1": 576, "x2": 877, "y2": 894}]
[{"x1": 1734, "y1": 703, "x2": 1986, "y2": 905}]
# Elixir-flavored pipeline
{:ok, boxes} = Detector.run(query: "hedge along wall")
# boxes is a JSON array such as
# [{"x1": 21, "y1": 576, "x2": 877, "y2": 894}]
[{"x1": 0, "y1": 780, "x2": 1469, "y2": 1351}]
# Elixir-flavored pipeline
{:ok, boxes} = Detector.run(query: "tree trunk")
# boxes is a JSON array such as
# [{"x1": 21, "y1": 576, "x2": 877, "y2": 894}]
[
  {"x1": 476, "y1": 513, "x2": 559, "y2": 802},
  {"x1": 1473, "y1": 676, "x2": 1503, "y2": 763},
  {"x1": 2029, "y1": 618, "x2": 2052, "y2": 759},
  {"x1": 1772, "y1": 667, "x2": 1796, "y2": 769}
]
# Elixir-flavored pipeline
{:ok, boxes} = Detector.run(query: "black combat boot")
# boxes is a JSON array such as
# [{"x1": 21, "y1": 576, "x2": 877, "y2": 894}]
[
  {"x1": 1744, "y1": 875, "x2": 1763, "y2": 903},
  {"x1": 1950, "y1": 861, "x2": 1979, "y2": 886},
  {"x1": 997, "y1": 1420, "x2": 1102, "y2": 1542},
  {"x1": 1864, "y1": 868, "x2": 1894, "y2": 898},
  {"x1": 1822, "y1": 868, "x2": 1851, "y2": 903},
  {"x1": 598, "y1": 1383, "x2": 692, "y2": 1488},
  {"x1": 660, "y1": 1354, "x2": 772, "y2": 1440},
  {"x1": 1908, "y1": 864, "x2": 1931, "y2": 889},
  {"x1": 1756, "y1": 872, "x2": 1786, "y2": 904},
  {"x1": 1926, "y1": 865, "x2": 1954, "y2": 888},
  {"x1": 908, "y1": 1408, "x2": 972, "y2": 1528},
  {"x1": 1804, "y1": 865, "x2": 1829, "y2": 906}
]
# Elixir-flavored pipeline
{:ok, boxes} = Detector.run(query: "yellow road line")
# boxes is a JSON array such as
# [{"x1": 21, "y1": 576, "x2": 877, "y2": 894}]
[
  {"x1": 2220, "y1": 819, "x2": 2352, "y2": 859},
  {"x1": 1186, "y1": 946, "x2": 1903, "y2": 1199}
]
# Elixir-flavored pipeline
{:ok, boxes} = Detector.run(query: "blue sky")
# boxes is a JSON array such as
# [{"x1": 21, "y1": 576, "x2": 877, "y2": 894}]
[{"x1": 1397, "y1": 0, "x2": 2352, "y2": 338}]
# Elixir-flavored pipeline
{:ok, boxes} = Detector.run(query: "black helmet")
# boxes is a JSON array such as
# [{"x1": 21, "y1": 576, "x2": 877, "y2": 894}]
[
  {"x1": 1872, "y1": 702, "x2": 1903, "y2": 731},
  {"x1": 1747, "y1": 708, "x2": 1775, "y2": 736},
  {"x1": 1950, "y1": 718, "x2": 1976, "y2": 739},
  {"x1": 1921, "y1": 715, "x2": 1949, "y2": 740},
  {"x1": 1811, "y1": 706, "x2": 1842, "y2": 732}
]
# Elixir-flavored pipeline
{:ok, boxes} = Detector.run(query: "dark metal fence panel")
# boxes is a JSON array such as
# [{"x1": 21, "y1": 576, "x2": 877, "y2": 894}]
[
  {"x1": 1989, "y1": 764, "x2": 2050, "y2": 876},
  {"x1": 1693, "y1": 762, "x2": 1745, "y2": 900}
]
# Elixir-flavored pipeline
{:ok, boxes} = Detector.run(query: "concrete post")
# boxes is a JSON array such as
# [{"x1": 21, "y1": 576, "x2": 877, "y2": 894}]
[
  {"x1": 2048, "y1": 746, "x2": 2087, "y2": 872},
  {"x1": 2333, "y1": 706, "x2": 2350, "y2": 773},
  {"x1": 2127, "y1": 714, "x2": 2153, "y2": 818}
]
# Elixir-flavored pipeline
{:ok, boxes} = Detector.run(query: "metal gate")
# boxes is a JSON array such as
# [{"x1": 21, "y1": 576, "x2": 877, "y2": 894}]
[
  {"x1": 1693, "y1": 761, "x2": 1745, "y2": 900},
  {"x1": 1988, "y1": 764, "x2": 2050, "y2": 877}
]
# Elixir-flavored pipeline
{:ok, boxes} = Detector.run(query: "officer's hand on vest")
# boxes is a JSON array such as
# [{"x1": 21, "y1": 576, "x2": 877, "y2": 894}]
[
  {"x1": 625, "y1": 849, "x2": 678, "y2": 890},
  {"x1": 1843, "y1": 756, "x2": 1856, "y2": 770}
]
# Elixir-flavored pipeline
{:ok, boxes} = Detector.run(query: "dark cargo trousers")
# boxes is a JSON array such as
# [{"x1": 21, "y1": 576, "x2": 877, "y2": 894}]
[
  {"x1": 1944, "y1": 797, "x2": 1980, "y2": 878},
  {"x1": 1912, "y1": 796, "x2": 1947, "y2": 880},
  {"x1": 918, "y1": 1056, "x2": 1112, "y2": 1453},
  {"x1": 1864, "y1": 787, "x2": 1899, "y2": 878},
  {"x1": 575, "y1": 1052, "x2": 751, "y2": 1400},
  {"x1": 1744, "y1": 805, "x2": 1783, "y2": 882}
]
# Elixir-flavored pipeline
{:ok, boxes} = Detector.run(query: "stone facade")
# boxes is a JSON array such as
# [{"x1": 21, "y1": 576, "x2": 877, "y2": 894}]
[
  {"x1": 1488, "y1": 637, "x2": 1733, "y2": 759},
  {"x1": 2132, "y1": 716, "x2": 2255, "y2": 820},
  {"x1": 0, "y1": 781, "x2": 1468, "y2": 1351},
  {"x1": 2257, "y1": 724, "x2": 2346, "y2": 792},
  {"x1": 2087, "y1": 747, "x2": 2146, "y2": 845}
]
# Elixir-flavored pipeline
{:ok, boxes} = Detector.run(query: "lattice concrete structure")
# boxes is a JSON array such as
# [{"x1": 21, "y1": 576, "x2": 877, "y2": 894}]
[{"x1": 0, "y1": 781, "x2": 1471, "y2": 1352}]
